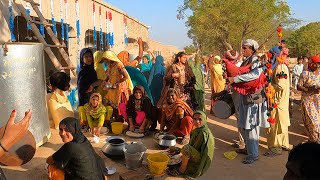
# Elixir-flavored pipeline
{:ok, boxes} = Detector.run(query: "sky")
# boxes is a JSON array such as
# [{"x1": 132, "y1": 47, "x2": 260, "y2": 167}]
[{"x1": 106, "y1": 0, "x2": 320, "y2": 50}]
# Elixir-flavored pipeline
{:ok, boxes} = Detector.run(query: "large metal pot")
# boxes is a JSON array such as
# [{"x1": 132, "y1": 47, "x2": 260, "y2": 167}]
[
  {"x1": 158, "y1": 134, "x2": 177, "y2": 147},
  {"x1": 101, "y1": 136, "x2": 126, "y2": 159}
]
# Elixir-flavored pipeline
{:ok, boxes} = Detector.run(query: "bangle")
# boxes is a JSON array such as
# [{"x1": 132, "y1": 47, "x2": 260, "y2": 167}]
[{"x1": 0, "y1": 142, "x2": 8, "y2": 152}]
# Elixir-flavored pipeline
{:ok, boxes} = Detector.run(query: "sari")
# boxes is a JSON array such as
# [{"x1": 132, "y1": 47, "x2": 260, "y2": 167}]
[
  {"x1": 77, "y1": 48, "x2": 98, "y2": 106},
  {"x1": 162, "y1": 89, "x2": 194, "y2": 137},
  {"x1": 94, "y1": 51, "x2": 107, "y2": 98},
  {"x1": 148, "y1": 55, "x2": 166, "y2": 105},
  {"x1": 181, "y1": 111, "x2": 214, "y2": 178},
  {"x1": 84, "y1": 93, "x2": 106, "y2": 129},
  {"x1": 103, "y1": 51, "x2": 133, "y2": 108},
  {"x1": 298, "y1": 70, "x2": 320, "y2": 142},
  {"x1": 188, "y1": 57, "x2": 204, "y2": 111},
  {"x1": 118, "y1": 50, "x2": 139, "y2": 67}
]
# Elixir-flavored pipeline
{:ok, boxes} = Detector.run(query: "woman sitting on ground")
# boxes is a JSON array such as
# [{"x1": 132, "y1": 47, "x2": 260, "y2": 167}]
[
  {"x1": 160, "y1": 88, "x2": 194, "y2": 145},
  {"x1": 84, "y1": 93, "x2": 106, "y2": 137},
  {"x1": 119, "y1": 85, "x2": 154, "y2": 133},
  {"x1": 168, "y1": 111, "x2": 214, "y2": 178},
  {"x1": 46, "y1": 117, "x2": 106, "y2": 180}
]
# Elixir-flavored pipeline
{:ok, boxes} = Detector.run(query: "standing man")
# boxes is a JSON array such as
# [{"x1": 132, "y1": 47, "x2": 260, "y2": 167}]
[
  {"x1": 228, "y1": 39, "x2": 269, "y2": 164},
  {"x1": 264, "y1": 47, "x2": 291, "y2": 157},
  {"x1": 292, "y1": 57, "x2": 304, "y2": 90}
]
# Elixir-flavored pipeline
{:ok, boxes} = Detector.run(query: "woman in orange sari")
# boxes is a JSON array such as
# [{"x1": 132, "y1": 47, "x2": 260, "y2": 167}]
[
  {"x1": 160, "y1": 88, "x2": 194, "y2": 145},
  {"x1": 117, "y1": 38, "x2": 143, "y2": 67},
  {"x1": 101, "y1": 51, "x2": 133, "y2": 120}
]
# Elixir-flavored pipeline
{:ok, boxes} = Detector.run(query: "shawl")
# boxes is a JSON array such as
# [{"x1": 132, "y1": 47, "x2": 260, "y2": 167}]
[
  {"x1": 141, "y1": 54, "x2": 153, "y2": 72},
  {"x1": 188, "y1": 57, "x2": 204, "y2": 92},
  {"x1": 103, "y1": 51, "x2": 134, "y2": 92},
  {"x1": 60, "y1": 117, "x2": 86, "y2": 143},
  {"x1": 185, "y1": 110, "x2": 214, "y2": 178},
  {"x1": 163, "y1": 89, "x2": 193, "y2": 121},
  {"x1": 83, "y1": 93, "x2": 106, "y2": 119},
  {"x1": 125, "y1": 66, "x2": 154, "y2": 105},
  {"x1": 148, "y1": 55, "x2": 166, "y2": 104},
  {"x1": 94, "y1": 51, "x2": 106, "y2": 80},
  {"x1": 77, "y1": 48, "x2": 98, "y2": 106},
  {"x1": 127, "y1": 85, "x2": 153, "y2": 120}
]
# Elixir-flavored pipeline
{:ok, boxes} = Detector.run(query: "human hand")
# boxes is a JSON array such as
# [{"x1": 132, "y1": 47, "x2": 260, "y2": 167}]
[
  {"x1": 1, "y1": 109, "x2": 32, "y2": 151},
  {"x1": 86, "y1": 85, "x2": 94, "y2": 93},
  {"x1": 228, "y1": 77, "x2": 235, "y2": 84},
  {"x1": 112, "y1": 82, "x2": 119, "y2": 89},
  {"x1": 138, "y1": 37, "x2": 142, "y2": 45}
]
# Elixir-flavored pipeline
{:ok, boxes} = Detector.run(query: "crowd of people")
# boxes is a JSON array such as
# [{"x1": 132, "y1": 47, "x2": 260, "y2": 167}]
[{"x1": 2, "y1": 36, "x2": 316, "y2": 179}]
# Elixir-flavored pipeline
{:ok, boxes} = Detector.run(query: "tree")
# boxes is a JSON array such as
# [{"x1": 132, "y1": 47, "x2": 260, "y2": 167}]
[
  {"x1": 287, "y1": 22, "x2": 320, "y2": 57},
  {"x1": 184, "y1": 45, "x2": 197, "y2": 54},
  {"x1": 177, "y1": 0, "x2": 296, "y2": 54}
]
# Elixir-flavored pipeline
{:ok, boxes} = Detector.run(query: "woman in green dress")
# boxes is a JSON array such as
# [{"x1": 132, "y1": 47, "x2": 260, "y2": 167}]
[{"x1": 168, "y1": 110, "x2": 214, "y2": 178}]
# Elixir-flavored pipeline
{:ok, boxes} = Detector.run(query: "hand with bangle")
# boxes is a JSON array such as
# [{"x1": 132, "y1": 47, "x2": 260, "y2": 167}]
[{"x1": 0, "y1": 109, "x2": 32, "y2": 156}]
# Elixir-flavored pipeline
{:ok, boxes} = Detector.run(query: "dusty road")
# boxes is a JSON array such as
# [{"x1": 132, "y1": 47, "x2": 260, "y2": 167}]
[{"x1": 1, "y1": 88, "x2": 307, "y2": 180}]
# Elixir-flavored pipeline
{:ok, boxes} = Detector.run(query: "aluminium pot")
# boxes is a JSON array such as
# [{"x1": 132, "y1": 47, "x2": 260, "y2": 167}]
[
  {"x1": 101, "y1": 136, "x2": 126, "y2": 159},
  {"x1": 158, "y1": 134, "x2": 177, "y2": 147}
]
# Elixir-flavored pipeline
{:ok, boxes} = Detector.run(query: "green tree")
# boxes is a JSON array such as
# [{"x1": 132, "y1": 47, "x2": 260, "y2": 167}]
[
  {"x1": 184, "y1": 45, "x2": 197, "y2": 54},
  {"x1": 287, "y1": 22, "x2": 320, "y2": 57},
  {"x1": 178, "y1": 0, "x2": 296, "y2": 54}
]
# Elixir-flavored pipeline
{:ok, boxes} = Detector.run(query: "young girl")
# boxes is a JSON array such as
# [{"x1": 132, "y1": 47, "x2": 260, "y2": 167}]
[{"x1": 83, "y1": 93, "x2": 106, "y2": 137}]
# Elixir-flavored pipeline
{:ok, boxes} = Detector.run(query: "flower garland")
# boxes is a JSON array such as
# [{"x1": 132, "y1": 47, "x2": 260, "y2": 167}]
[
  {"x1": 105, "y1": 11, "x2": 109, "y2": 48},
  {"x1": 50, "y1": 0, "x2": 57, "y2": 36},
  {"x1": 60, "y1": 0, "x2": 64, "y2": 40},
  {"x1": 64, "y1": 0, "x2": 69, "y2": 47},
  {"x1": 99, "y1": 6, "x2": 104, "y2": 50},
  {"x1": 8, "y1": 0, "x2": 16, "y2": 41},
  {"x1": 39, "y1": 0, "x2": 45, "y2": 37},
  {"x1": 93, "y1": 2, "x2": 97, "y2": 50},
  {"x1": 75, "y1": 0, "x2": 80, "y2": 44},
  {"x1": 124, "y1": 16, "x2": 128, "y2": 46},
  {"x1": 107, "y1": 12, "x2": 114, "y2": 47}
]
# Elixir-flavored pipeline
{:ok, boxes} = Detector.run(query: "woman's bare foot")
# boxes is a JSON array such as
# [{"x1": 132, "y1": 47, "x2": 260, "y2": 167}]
[{"x1": 129, "y1": 125, "x2": 134, "y2": 132}]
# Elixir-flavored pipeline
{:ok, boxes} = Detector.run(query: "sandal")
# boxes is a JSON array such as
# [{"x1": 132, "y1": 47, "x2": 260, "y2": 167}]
[
  {"x1": 167, "y1": 167, "x2": 183, "y2": 176},
  {"x1": 242, "y1": 157, "x2": 258, "y2": 164},
  {"x1": 263, "y1": 150, "x2": 281, "y2": 157},
  {"x1": 236, "y1": 148, "x2": 248, "y2": 155}
]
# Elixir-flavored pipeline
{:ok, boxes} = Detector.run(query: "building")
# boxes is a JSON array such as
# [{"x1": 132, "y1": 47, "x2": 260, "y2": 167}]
[{"x1": 0, "y1": 0, "x2": 179, "y2": 79}]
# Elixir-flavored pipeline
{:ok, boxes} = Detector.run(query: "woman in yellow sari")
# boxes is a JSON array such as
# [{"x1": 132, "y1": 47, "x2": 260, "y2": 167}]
[
  {"x1": 208, "y1": 55, "x2": 226, "y2": 113},
  {"x1": 101, "y1": 51, "x2": 133, "y2": 120},
  {"x1": 94, "y1": 51, "x2": 107, "y2": 98}
]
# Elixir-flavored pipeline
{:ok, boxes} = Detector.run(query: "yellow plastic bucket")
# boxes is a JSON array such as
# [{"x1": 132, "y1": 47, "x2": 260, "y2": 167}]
[
  {"x1": 147, "y1": 153, "x2": 169, "y2": 176},
  {"x1": 111, "y1": 122, "x2": 123, "y2": 135}
]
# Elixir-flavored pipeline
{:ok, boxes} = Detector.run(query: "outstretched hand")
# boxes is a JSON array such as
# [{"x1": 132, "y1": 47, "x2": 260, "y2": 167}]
[{"x1": 1, "y1": 110, "x2": 32, "y2": 151}]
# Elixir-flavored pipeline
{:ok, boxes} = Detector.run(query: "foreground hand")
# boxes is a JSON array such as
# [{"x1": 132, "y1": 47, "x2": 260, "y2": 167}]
[
  {"x1": 228, "y1": 77, "x2": 235, "y2": 84},
  {"x1": 1, "y1": 110, "x2": 32, "y2": 151}
]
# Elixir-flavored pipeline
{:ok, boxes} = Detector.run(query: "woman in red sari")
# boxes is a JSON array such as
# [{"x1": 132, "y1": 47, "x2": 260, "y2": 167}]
[{"x1": 160, "y1": 88, "x2": 194, "y2": 145}]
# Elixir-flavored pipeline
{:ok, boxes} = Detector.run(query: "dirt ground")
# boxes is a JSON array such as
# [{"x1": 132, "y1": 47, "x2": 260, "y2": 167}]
[{"x1": 1, "y1": 88, "x2": 307, "y2": 180}]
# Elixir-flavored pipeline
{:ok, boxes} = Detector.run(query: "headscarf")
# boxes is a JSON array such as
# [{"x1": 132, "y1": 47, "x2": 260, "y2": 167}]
[
  {"x1": 148, "y1": 55, "x2": 166, "y2": 104},
  {"x1": 133, "y1": 85, "x2": 146, "y2": 97},
  {"x1": 242, "y1": 39, "x2": 259, "y2": 51},
  {"x1": 102, "y1": 51, "x2": 134, "y2": 92},
  {"x1": 125, "y1": 66, "x2": 153, "y2": 104},
  {"x1": 93, "y1": 51, "x2": 106, "y2": 80},
  {"x1": 188, "y1": 56, "x2": 204, "y2": 92},
  {"x1": 60, "y1": 117, "x2": 86, "y2": 143},
  {"x1": 83, "y1": 93, "x2": 106, "y2": 119},
  {"x1": 141, "y1": 54, "x2": 153, "y2": 72},
  {"x1": 186, "y1": 110, "x2": 214, "y2": 178},
  {"x1": 117, "y1": 50, "x2": 130, "y2": 66},
  {"x1": 77, "y1": 48, "x2": 98, "y2": 106},
  {"x1": 310, "y1": 55, "x2": 320, "y2": 63},
  {"x1": 164, "y1": 88, "x2": 193, "y2": 121}
]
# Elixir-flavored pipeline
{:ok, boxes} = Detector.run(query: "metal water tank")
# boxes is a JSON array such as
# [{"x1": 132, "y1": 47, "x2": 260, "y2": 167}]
[{"x1": 0, "y1": 43, "x2": 51, "y2": 147}]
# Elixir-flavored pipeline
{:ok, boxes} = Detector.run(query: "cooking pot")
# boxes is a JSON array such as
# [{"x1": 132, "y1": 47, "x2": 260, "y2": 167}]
[
  {"x1": 158, "y1": 134, "x2": 176, "y2": 147},
  {"x1": 101, "y1": 136, "x2": 126, "y2": 159}
]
